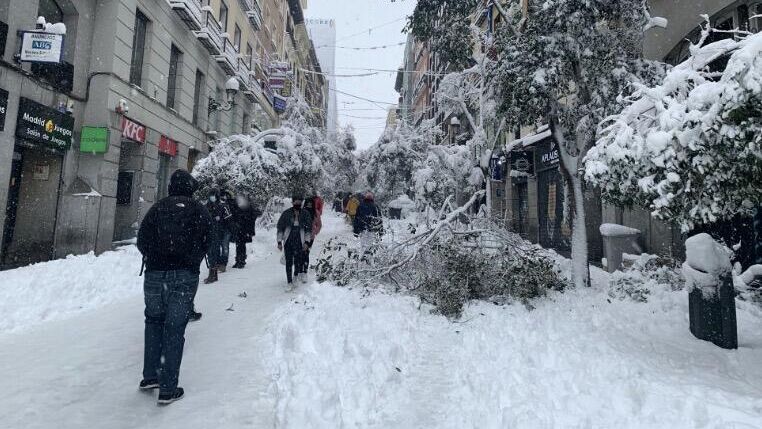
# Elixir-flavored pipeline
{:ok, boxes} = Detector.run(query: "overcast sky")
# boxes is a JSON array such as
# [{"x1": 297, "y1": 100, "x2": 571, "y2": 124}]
[{"x1": 304, "y1": 0, "x2": 417, "y2": 151}]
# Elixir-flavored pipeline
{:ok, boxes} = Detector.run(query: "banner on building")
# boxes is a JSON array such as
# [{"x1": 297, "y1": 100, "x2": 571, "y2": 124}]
[
  {"x1": 159, "y1": 135, "x2": 178, "y2": 156},
  {"x1": 121, "y1": 117, "x2": 146, "y2": 144},
  {"x1": 15, "y1": 97, "x2": 74, "y2": 150},
  {"x1": 0, "y1": 87, "x2": 8, "y2": 131},
  {"x1": 19, "y1": 32, "x2": 65, "y2": 63},
  {"x1": 273, "y1": 95, "x2": 287, "y2": 113},
  {"x1": 535, "y1": 138, "x2": 560, "y2": 172},
  {"x1": 281, "y1": 80, "x2": 293, "y2": 97},
  {"x1": 79, "y1": 126, "x2": 110, "y2": 153}
]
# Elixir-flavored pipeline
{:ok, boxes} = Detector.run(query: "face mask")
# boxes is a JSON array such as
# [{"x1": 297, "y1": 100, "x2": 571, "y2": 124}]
[
  {"x1": 293, "y1": 203, "x2": 302, "y2": 210},
  {"x1": 236, "y1": 197, "x2": 248, "y2": 208},
  {"x1": 209, "y1": 196, "x2": 217, "y2": 203}
]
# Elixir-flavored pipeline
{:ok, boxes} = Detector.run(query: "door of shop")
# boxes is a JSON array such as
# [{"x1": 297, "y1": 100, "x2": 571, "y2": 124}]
[
  {"x1": 1, "y1": 145, "x2": 64, "y2": 267},
  {"x1": 535, "y1": 139, "x2": 571, "y2": 255}
]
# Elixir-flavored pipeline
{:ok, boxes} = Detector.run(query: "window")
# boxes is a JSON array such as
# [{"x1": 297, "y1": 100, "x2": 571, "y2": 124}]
[
  {"x1": 38, "y1": 0, "x2": 63, "y2": 24},
  {"x1": 242, "y1": 113, "x2": 250, "y2": 134},
  {"x1": 156, "y1": 154, "x2": 171, "y2": 200},
  {"x1": 192, "y1": 69, "x2": 205, "y2": 126},
  {"x1": 167, "y1": 44, "x2": 182, "y2": 110},
  {"x1": 246, "y1": 43, "x2": 254, "y2": 69},
  {"x1": 187, "y1": 149, "x2": 200, "y2": 171},
  {"x1": 214, "y1": 86, "x2": 223, "y2": 130},
  {"x1": 234, "y1": 24, "x2": 242, "y2": 51},
  {"x1": 130, "y1": 10, "x2": 149, "y2": 86},
  {"x1": 219, "y1": 1, "x2": 228, "y2": 32},
  {"x1": 738, "y1": 5, "x2": 750, "y2": 32}
]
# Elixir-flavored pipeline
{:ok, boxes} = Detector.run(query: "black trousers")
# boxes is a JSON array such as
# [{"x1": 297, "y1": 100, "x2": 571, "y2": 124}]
[
  {"x1": 235, "y1": 239, "x2": 247, "y2": 265},
  {"x1": 284, "y1": 244, "x2": 305, "y2": 283}
]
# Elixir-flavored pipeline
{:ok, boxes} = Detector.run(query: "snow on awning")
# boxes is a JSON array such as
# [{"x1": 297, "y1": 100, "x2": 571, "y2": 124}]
[{"x1": 505, "y1": 125, "x2": 551, "y2": 152}]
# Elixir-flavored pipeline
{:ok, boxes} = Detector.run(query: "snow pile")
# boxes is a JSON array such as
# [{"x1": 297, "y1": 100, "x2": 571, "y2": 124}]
[
  {"x1": 586, "y1": 26, "x2": 762, "y2": 231},
  {"x1": 599, "y1": 223, "x2": 641, "y2": 237},
  {"x1": 682, "y1": 233, "x2": 733, "y2": 298},
  {"x1": 0, "y1": 246, "x2": 143, "y2": 333},
  {"x1": 265, "y1": 279, "x2": 762, "y2": 428}
]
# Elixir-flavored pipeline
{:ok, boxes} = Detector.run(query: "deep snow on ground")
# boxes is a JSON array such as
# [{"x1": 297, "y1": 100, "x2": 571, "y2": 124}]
[
  {"x1": 2, "y1": 212, "x2": 762, "y2": 428},
  {"x1": 265, "y1": 270, "x2": 762, "y2": 428}
]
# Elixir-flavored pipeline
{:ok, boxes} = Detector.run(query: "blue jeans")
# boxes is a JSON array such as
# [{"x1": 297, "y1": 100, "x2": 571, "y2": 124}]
[
  {"x1": 207, "y1": 227, "x2": 231, "y2": 267},
  {"x1": 142, "y1": 270, "x2": 199, "y2": 395}
]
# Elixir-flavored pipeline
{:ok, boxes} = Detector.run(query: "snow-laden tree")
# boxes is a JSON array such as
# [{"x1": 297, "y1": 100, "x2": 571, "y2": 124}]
[
  {"x1": 413, "y1": 143, "x2": 474, "y2": 211},
  {"x1": 405, "y1": 0, "x2": 479, "y2": 69},
  {"x1": 319, "y1": 125, "x2": 360, "y2": 194},
  {"x1": 494, "y1": 0, "x2": 665, "y2": 287},
  {"x1": 585, "y1": 22, "x2": 762, "y2": 232},
  {"x1": 362, "y1": 119, "x2": 440, "y2": 205},
  {"x1": 193, "y1": 96, "x2": 334, "y2": 207},
  {"x1": 435, "y1": 38, "x2": 504, "y2": 214}
]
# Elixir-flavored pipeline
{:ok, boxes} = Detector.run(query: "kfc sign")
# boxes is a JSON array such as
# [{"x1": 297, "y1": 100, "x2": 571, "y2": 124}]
[{"x1": 121, "y1": 117, "x2": 146, "y2": 143}]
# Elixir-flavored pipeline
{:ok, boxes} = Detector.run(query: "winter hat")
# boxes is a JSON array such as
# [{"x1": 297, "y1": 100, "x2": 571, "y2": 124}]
[
  {"x1": 364, "y1": 192, "x2": 374, "y2": 201},
  {"x1": 168, "y1": 170, "x2": 199, "y2": 197},
  {"x1": 292, "y1": 193, "x2": 305, "y2": 202}
]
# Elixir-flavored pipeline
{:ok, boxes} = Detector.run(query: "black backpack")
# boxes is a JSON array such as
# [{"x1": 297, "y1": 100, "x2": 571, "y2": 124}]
[{"x1": 154, "y1": 196, "x2": 199, "y2": 260}]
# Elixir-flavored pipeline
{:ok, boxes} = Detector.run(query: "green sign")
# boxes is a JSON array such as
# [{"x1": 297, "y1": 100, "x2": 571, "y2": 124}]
[{"x1": 79, "y1": 126, "x2": 109, "y2": 153}]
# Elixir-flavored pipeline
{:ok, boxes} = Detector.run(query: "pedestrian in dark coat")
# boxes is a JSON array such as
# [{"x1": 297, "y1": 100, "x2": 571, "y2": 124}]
[
  {"x1": 276, "y1": 195, "x2": 313, "y2": 286},
  {"x1": 354, "y1": 192, "x2": 383, "y2": 256},
  {"x1": 204, "y1": 188, "x2": 233, "y2": 284},
  {"x1": 137, "y1": 169, "x2": 212, "y2": 405},
  {"x1": 231, "y1": 195, "x2": 262, "y2": 269}
]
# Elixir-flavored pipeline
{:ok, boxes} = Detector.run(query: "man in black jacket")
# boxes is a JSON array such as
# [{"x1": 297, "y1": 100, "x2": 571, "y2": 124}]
[
  {"x1": 203, "y1": 188, "x2": 233, "y2": 283},
  {"x1": 231, "y1": 194, "x2": 262, "y2": 269},
  {"x1": 137, "y1": 169, "x2": 212, "y2": 406}
]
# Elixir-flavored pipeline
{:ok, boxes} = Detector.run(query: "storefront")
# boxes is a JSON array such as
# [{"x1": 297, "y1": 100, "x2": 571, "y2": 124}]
[
  {"x1": 114, "y1": 116, "x2": 146, "y2": 241},
  {"x1": 534, "y1": 138, "x2": 571, "y2": 254},
  {"x1": 156, "y1": 135, "x2": 178, "y2": 200},
  {"x1": 2, "y1": 97, "x2": 73, "y2": 267}
]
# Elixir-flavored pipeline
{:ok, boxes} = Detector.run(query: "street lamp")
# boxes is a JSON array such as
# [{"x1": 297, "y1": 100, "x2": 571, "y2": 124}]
[{"x1": 208, "y1": 77, "x2": 240, "y2": 117}]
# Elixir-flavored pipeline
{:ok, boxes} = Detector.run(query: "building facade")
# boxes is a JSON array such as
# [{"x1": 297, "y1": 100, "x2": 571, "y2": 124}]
[
  {"x1": 0, "y1": 0, "x2": 324, "y2": 269},
  {"x1": 306, "y1": 18, "x2": 337, "y2": 137}
]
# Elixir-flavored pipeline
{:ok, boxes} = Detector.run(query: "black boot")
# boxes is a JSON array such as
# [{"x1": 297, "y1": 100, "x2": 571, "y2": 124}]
[
  {"x1": 232, "y1": 261, "x2": 245, "y2": 269},
  {"x1": 204, "y1": 268, "x2": 218, "y2": 284},
  {"x1": 189, "y1": 310, "x2": 202, "y2": 322}
]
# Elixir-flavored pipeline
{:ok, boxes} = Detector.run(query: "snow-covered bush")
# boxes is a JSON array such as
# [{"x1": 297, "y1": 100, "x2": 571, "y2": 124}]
[
  {"x1": 609, "y1": 254, "x2": 684, "y2": 303},
  {"x1": 586, "y1": 25, "x2": 762, "y2": 232}
]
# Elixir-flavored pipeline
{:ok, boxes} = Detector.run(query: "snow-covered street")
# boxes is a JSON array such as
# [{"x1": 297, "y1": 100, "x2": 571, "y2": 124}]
[
  {"x1": 0, "y1": 215, "x2": 349, "y2": 429},
  {"x1": 2, "y1": 213, "x2": 762, "y2": 428}
]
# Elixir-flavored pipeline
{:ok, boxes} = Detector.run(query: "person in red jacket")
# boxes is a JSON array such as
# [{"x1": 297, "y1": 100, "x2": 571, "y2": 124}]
[{"x1": 302, "y1": 193, "x2": 324, "y2": 274}]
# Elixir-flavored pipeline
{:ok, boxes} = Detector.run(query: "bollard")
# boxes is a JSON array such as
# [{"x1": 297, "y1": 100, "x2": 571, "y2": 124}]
[
  {"x1": 683, "y1": 234, "x2": 738, "y2": 350},
  {"x1": 600, "y1": 223, "x2": 641, "y2": 273}
]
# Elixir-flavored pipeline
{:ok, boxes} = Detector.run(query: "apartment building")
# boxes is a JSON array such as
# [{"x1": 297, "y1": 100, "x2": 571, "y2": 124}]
[{"x1": 0, "y1": 0, "x2": 324, "y2": 269}]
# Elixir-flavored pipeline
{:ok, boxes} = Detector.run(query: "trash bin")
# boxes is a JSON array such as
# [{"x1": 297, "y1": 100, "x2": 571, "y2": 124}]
[
  {"x1": 600, "y1": 223, "x2": 641, "y2": 273},
  {"x1": 389, "y1": 207, "x2": 402, "y2": 220},
  {"x1": 683, "y1": 233, "x2": 737, "y2": 349}
]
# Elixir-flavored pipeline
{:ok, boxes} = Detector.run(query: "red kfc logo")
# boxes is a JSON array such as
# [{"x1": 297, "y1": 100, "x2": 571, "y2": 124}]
[{"x1": 121, "y1": 117, "x2": 146, "y2": 143}]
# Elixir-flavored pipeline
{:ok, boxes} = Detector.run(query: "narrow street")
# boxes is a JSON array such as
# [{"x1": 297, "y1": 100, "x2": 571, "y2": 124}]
[{"x1": 0, "y1": 214, "x2": 348, "y2": 429}]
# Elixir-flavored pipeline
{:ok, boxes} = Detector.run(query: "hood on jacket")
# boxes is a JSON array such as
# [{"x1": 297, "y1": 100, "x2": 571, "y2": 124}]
[{"x1": 168, "y1": 170, "x2": 199, "y2": 197}]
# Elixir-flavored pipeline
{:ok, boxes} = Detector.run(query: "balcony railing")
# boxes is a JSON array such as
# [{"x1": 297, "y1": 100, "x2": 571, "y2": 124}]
[
  {"x1": 237, "y1": 59, "x2": 261, "y2": 102},
  {"x1": 167, "y1": 0, "x2": 203, "y2": 31},
  {"x1": 214, "y1": 38, "x2": 238, "y2": 76},
  {"x1": 246, "y1": 0, "x2": 263, "y2": 31},
  {"x1": 193, "y1": 4, "x2": 223, "y2": 56}
]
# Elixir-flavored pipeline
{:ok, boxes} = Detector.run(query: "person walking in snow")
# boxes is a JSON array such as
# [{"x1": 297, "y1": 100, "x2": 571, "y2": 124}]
[
  {"x1": 276, "y1": 194, "x2": 313, "y2": 286},
  {"x1": 204, "y1": 188, "x2": 233, "y2": 284},
  {"x1": 137, "y1": 169, "x2": 212, "y2": 406},
  {"x1": 354, "y1": 192, "x2": 383, "y2": 257},
  {"x1": 302, "y1": 193, "x2": 324, "y2": 274},
  {"x1": 346, "y1": 193, "x2": 360, "y2": 225},
  {"x1": 231, "y1": 194, "x2": 262, "y2": 269}
]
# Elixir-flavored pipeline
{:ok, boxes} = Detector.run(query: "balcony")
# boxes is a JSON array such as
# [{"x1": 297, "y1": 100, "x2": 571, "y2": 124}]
[
  {"x1": 214, "y1": 38, "x2": 238, "y2": 76},
  {"x1": 193, "y1": 6, "x2": 223, "y2": 56},
  {"x1": 237, "y1": 60, "x2": 261, "y2": 103},
  {"x1": 247, "y1": 1, "x2": 263, "y2": 31},
  {"x1": 167, "y1": 0, "x2": 203, "y2": 31}
]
